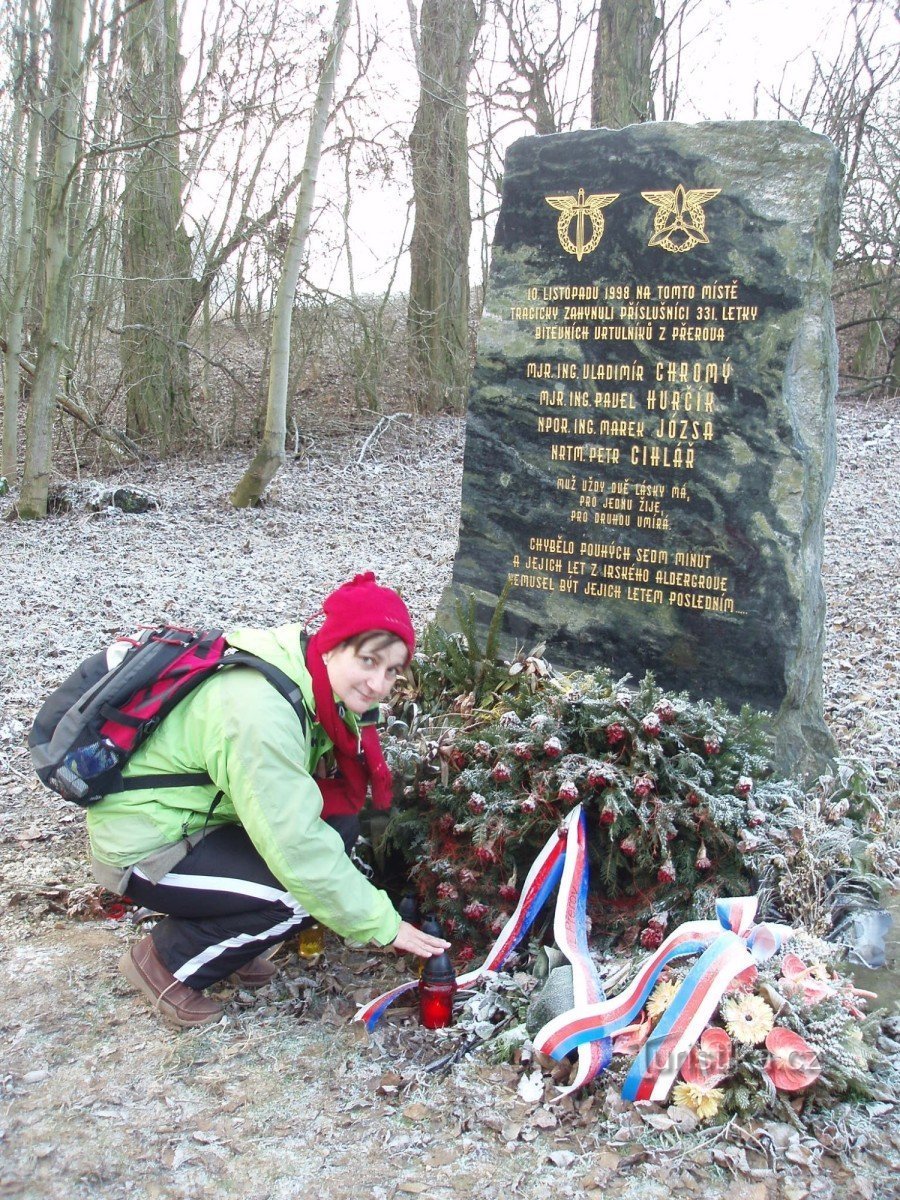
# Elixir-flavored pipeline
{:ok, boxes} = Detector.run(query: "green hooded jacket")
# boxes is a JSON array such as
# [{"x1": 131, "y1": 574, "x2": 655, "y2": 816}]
[{"x1": 85, "y1": 623, "x2": 401, "y2": 946}]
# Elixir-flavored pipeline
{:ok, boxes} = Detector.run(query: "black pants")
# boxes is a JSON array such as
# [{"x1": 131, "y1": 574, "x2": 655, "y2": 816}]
[{"x1": 125, "y1": 817, "x2": 359, "y2": 990}]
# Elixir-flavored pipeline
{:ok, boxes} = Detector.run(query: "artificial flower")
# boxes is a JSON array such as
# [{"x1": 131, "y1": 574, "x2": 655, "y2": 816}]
[
  {"x1": 672, "y1": 1081, "x2": 725, "y2": 1119},
  {"x1": 646, "y1": 978, "x2": 681, "y2": 1020},
  {"x1": 721, "y1": 993, "x2": 775, "y2": 1045},
  {"x1": 724, "y1": 964, "x2": 758, "y2": 994},
  {"x1": 763, "y1": 1027, "x2": 821, "y2": 1091},
  {"x1": 681, "y1": 1027, "x2": 732, "y2": 1087},
  {"x1": 612, "y1": 1013, "x2": 652, "y2": 1056},
  {"x1": 779, "y1": 954, "x2": 831, "y2": 1005}
]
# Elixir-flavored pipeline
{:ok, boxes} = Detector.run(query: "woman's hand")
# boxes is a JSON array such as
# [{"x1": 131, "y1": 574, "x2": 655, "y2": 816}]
[{"x1": 390, "y1": 920, "x2": 450, "y2": 958}]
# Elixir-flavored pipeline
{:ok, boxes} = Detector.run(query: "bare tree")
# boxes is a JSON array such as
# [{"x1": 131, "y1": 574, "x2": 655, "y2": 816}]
[
  {"x1": 230, "y1": 0, "x2": 352, "y2": 508},
  {"x1": 406, "y1": 0, "x2": 485, "y2": 414},
  {"x1": 772, "y1": 0, "x2": 899, "y2": 398},
  {"x1": 1, "y1": 0, "x2": 41, "y2": 483},
  {"x1": 18, "y1": 0, "x2": 87, "y2": 519},
  {"x1": 120, "y1": 0, "x2": 195, "y2": 449}
]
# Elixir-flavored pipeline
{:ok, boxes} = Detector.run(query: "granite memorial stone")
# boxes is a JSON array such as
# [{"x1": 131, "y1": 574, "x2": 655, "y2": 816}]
[{"x1": 442, "y1": 122, "x2": 842, "y2": 773}]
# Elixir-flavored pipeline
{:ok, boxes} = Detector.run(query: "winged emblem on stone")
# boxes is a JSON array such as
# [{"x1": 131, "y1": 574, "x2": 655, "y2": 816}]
[
  {"x1": 641, "y1": 184, "x2": 721, "y2": 253},
  {"x1": 545, "y1": 187, "x2": 619, "y2": 261}
]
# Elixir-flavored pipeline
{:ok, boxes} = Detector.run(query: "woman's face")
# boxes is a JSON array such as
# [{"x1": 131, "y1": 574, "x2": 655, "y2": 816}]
[{"x1": 322, "y1": 634, "x2": 409, "y2": 715}]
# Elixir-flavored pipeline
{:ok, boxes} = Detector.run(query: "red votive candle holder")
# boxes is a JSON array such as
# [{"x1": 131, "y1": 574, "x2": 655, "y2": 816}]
[{"x1": 418, "y1": 921, "x2": 457, "y2": 1029}]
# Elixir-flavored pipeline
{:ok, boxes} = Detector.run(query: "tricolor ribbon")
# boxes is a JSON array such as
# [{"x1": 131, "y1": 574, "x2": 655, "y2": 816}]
[
  {"x1": 535, "y1": 894, "x2": 793, "y2": 1102},
  {"x1": 355, "y1": 806, "x2": 600, "y2": 1066},
  {"x1": 354, "y1": 809, "x2": 792, "y2": 1102}
]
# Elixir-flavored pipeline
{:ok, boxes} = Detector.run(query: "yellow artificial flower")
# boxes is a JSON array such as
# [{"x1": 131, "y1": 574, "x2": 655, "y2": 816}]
[
  {"x1": 646, "y1": 978, "x2": 681, "y2": 1020},
  {"x1": 672, "y1": 1081, "x2": 725, "y2": 1120},
  {"x1": 721, "y1": 993, "x2": 775, "y2": 1045}
]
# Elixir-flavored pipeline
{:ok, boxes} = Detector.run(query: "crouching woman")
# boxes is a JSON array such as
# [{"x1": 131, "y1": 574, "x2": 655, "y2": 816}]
[{"x1": 87, "y1": 573, "x2": 446, "y2": 1027}]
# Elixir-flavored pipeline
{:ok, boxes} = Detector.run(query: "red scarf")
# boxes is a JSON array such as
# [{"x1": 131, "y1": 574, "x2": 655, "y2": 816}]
[{"x1": 306, "y1": 634, "x2": 394, "y2": 818}]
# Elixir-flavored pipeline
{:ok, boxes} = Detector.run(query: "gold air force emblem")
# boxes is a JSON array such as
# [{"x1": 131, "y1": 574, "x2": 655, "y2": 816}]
[
  {"x1": 641, "y1": 184, "x2": 721, "y2": 253},
  {"x1": 545, "y1": 187, "x2": 619, "y2": 261}
]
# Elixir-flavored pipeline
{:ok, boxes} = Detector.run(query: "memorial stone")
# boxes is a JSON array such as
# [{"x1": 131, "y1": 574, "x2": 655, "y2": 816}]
[{"x1": 442, "y1": 122, "x2": 842, "y2": 773}]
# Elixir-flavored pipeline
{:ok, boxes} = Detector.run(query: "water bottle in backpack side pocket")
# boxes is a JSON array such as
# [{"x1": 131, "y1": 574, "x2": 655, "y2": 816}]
[{"x1": 52, "y1": 738, "x2": 121, "y2": 800}]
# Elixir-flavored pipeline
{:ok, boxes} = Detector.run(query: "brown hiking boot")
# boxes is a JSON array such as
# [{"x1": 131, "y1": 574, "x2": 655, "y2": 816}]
[
  {"x1": 231, "y1": 954, "x2": 279, "y2": 988},
  {"x1": 119, "y1": 934, "x2": 223, "y2": 1028}
]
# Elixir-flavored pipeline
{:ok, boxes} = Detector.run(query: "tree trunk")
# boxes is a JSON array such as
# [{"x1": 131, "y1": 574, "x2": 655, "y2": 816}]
[
  {"x1": 120, "y1": 0, "x2": 195, "y2": 451},
  {"x1": 407, "y1": 0, "x2": 481, "y2": 414},
  {"x1": 230, "y1": 0, "x2": 351, "y2": 509},
  {"x1": 18, "y1": 0, "x2": 86, "y2": 520},
  {"x1": 2, "y1": 0, "x2": 41, "y2": 483},
  {"x1": 591, "y1": 0, "x2": 660, "y2": 128}
]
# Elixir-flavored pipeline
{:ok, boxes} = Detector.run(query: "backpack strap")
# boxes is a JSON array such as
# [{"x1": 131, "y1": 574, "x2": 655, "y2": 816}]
[{"x1": 109, "y1": 652, "x2": 310, "y2": 795}]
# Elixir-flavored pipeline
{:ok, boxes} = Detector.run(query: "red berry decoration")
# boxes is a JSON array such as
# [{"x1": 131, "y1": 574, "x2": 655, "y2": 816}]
[
  {"x1": 438, "y1": 814, "x2": 455, "y2": 834},
  {"x1": 747, "y1": 808, "x2": 766, "y2": 827},
  {"x1": 490, "y1": 913, "x2": 509, "y2": 937},
  {"x1": 499, "y1": 882, "x2": 519, "y2": 903},
  {"x1": 648, "y1": 911, "x2": 669, "y2": 933},
  {"x1": 657, "y1": 859, "x2": 677, "y2": 884},
  {"x1": 587, "y1": 766, "x2": 612, "y2": 790},
  {"x1": 640, "y1": 926, "x2": 663, "y2": 950},
  {"x1": 474, "y1": 844, "x2": 496, "y2": 864},
  {"x1": 467, "y1": 792, "x2": 486, "y2": 815},
  {"x1": 633, "y1": 774, "x2": 655, "y2": 799},
  {"x1": 704, "y1": 735, "x2": 721, "y2": 756},
  {"x1": 512, "y1": 741, "x2": 533, "y2": 760},
  {"x1": 599, "y1": 801, "x2": 617, "y2": 826},
  {"x1": 457, "y1": 946, "x2": 475, "y2": 963},
  {"x1": 520, "y1": 795, "x2": 537, "y2": 815},
  {"x1": 473, "y1": 740, "x2": 492, "y2": 760},
  {"x1": 695, "y1": 841, "x2": 711, "y2": 871},
  {"x1": 687, "y1": 790, "x2": 701, "y2": 807},
  {"x1": 436, "y1": 882, "x2": 459, "y2": 900},
  {"x1": 606, "y1": 722, "x2": 626, "y2": 747},
  {"x1": 620, "y1": 835, "x2": 637, "y2": 858},
  {"x1": 491, "y1": 762, "x2": 512, "y2": 783},
  {"x1": 458, "y1": 868, "x2": 478, "y2": 889},
  {"x1": 735, "y1": 775, "x2": 753, "y2": 797},
  {"x1": 543, "y1": 736, "x2": 563, "y2": 758},
  {"x1": 641, "y1": 712, "x2": 661, "y2": 737},
  {"x1": 654, "y1": 698, "x2": 676, "y2": 724},
  {"x1": 463, "y1": 900, "x2": 488, "y2": 922},
  {"x1": 557, "y1": 780, "x2": 580, "y2": 803}
]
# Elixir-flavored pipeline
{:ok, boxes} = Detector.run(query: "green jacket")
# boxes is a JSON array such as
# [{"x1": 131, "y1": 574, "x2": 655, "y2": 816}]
[{"x1": 85, "y1": 623, "x2": 401, "y2": 946}]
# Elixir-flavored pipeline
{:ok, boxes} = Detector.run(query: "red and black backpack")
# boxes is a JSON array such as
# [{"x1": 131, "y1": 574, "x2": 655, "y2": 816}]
[{"x1": 29, "y1": 625, "x2": 308, "y2": 806}]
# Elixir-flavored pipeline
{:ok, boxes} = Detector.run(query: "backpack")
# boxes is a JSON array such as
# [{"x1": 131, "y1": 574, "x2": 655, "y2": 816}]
[{"x1": 29, "y1": 625, "x2": 308, "y2": 806}]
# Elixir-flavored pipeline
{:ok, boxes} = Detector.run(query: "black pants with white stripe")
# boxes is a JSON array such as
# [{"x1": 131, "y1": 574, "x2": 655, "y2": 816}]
[{"x1": 125, "y1": 819, "x2": 358, "y2": 990}]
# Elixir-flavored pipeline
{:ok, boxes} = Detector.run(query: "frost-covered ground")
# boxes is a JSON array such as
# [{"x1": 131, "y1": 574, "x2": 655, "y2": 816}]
[{"x1": 0, "y1": 403, "x2": 897, "y2": 1200}]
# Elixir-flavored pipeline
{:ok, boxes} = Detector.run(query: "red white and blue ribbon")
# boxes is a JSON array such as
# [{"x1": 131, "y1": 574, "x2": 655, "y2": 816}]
[
  {"x1": 551, "y1": 808, "x2": 611, "y2": 1094},
  {"x1": 354, "y1": 809, "x2": 792, "y2": 1103},
  {"x1": 355, "y1": 806, "x2": 584, "y2": 1032},
  {"x1": 534, "y1": 893, "x2": 793, "y2": 1102}
]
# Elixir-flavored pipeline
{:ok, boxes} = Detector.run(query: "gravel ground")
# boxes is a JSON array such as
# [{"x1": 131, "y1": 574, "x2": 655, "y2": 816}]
[{"x1": 0, "y1": 402, "x2": 897, "y2": 1200}]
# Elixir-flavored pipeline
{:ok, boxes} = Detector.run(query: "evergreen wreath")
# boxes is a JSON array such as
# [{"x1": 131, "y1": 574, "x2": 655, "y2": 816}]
[{"x1": 381, "y1": 601, "x2": 883, "y2": 963}]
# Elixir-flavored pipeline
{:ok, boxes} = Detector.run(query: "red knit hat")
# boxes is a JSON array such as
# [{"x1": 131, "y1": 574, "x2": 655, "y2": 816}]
[{"x1": 314, "y1": 572, "x2": 416, "y2": 657}]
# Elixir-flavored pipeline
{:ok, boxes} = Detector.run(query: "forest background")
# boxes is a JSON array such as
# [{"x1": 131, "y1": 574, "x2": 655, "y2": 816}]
[{"x1": 0, "y1": 0, "x2": 896, "y2": 517}]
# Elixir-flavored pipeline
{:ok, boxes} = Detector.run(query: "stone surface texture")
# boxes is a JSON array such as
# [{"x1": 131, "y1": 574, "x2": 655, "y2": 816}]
[{"x1": 443, "y1": 122, "x2": 842, "y2": 774}]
